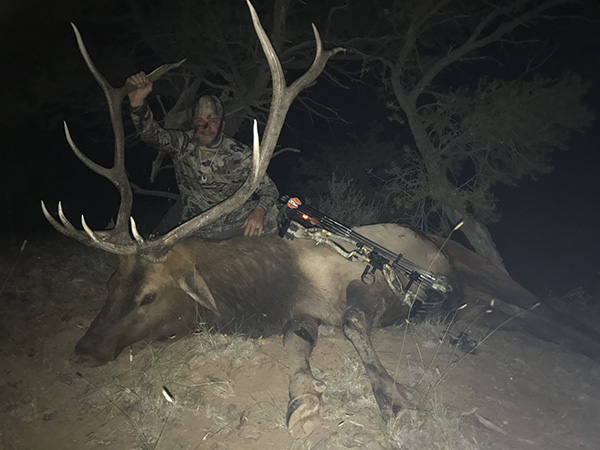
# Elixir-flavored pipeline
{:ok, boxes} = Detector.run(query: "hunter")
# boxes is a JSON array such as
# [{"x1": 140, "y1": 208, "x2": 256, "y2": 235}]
[{"x1": 126, "y1": 71, "x2": 279, "y2": 238}]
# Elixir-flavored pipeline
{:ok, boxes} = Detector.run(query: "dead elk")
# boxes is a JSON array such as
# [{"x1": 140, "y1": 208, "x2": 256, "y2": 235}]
[{"x1": 74, "y1": 223, "x2": 457, "y2": 433}]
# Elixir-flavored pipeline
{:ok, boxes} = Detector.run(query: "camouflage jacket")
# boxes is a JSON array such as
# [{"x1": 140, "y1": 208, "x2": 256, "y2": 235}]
[{"x1": 130, "y1": 103, "x2": 279, "y2": 223}]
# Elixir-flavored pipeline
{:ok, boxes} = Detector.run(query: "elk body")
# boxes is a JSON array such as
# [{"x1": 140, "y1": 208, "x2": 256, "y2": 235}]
[{"x1": 74, "y1": 224, "x2": 455, "y2": 363}]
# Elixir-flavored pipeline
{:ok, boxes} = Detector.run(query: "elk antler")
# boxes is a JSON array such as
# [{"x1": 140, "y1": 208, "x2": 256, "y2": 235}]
[
  {"x1": 42, "y1": 1, "x2": 344, "y2": 259},
  {"x1": 146, "y1": 1, "x2": 345, "y2": 252},
  {"x1": 41, "y1": 22, "x2": 185, "y2": 249}
]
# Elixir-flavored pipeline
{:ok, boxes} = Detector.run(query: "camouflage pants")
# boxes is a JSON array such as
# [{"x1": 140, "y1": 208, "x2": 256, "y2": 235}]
[{"x1": 153, "y1": 199, "x2": 279, "y2": 240}]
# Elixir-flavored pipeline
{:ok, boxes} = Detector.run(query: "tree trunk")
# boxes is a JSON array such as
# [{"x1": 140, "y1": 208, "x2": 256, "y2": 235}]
[
  {"x1": 392, "y1": 76, "x2": 509, "y2": 275},
  {"x1": 444, "y1": 208, "x2": 508, "y2": 274}
]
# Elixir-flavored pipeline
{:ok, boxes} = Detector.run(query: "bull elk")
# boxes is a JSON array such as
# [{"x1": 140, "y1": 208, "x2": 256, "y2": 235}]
[{"x1": 40, "y1": 0, "x2": 600, "y2": 440}]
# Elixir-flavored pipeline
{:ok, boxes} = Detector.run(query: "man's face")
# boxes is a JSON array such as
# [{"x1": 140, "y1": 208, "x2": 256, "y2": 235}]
[{"x1": 194, "y1": 113, "x2": 222, "y2": 146}]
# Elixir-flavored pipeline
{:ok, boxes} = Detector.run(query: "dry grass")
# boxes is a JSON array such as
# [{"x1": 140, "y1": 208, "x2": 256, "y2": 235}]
[
  {"x1": 103, "y1": 307, "x2": 501, "y2": 450},
  {"x1": 375, "y1": 319, "x2": 478, "y2": 450},
  {"x1": 382, "y1": 394, "x2": 478, "y2": 450},
  {"x1": 85, "y1": 315, "x2": 478, "y2": 449},
  {"x1": 72, "y1": 330, "x2": 263, "y2": 447}
]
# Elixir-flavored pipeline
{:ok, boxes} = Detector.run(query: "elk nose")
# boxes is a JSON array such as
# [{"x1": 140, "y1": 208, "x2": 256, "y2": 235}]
[{"x1": 74, "y1": 338, "x2": 113, "y2": 365}]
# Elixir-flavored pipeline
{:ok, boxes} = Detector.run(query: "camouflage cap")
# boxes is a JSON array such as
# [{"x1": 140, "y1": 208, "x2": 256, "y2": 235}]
[{"x1": 193, "y1": 95, "x2": 224, "y2": 119}]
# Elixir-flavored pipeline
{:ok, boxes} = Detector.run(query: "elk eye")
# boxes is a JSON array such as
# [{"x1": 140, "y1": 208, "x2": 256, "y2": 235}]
[{"x1": 140, "y1": 293, "x2": 156, "y2": 306}]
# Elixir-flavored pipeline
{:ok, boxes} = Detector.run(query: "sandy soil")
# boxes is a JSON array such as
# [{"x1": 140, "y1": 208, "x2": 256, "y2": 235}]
[{"x1": 1, "y1": 235, "x2": 599, "y2": 450}]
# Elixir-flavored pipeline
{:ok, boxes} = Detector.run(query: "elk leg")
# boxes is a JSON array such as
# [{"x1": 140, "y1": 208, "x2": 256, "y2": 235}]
[
  {"x1": 342, "y1": 281, "x2": 411, "y2": 421},
  {"x1": 282, "y1": 316, "x2": 325, "y2": 438}
]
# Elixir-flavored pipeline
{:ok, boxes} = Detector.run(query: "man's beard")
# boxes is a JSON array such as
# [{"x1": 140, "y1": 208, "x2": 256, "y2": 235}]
[
  {"x1": 195, "y1": 129, "x2": 218, "y2": 146},
  {"x1": 195, "y1": 125, "x2": 223, "y2": 148}
]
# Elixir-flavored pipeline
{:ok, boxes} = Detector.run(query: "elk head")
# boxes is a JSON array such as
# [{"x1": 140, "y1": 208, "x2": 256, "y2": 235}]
[{"x1": 42, "y1": 1, "x2": 343, "y2": 363}]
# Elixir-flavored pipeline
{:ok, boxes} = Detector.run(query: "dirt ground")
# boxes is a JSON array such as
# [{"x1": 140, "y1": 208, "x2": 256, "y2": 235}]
[{"x1": 2, "y1": 235, "x2": 600, "y2": 450}]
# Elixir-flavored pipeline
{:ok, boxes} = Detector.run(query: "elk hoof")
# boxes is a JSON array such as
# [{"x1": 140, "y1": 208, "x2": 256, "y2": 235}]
[
  {"x1": 373, "y1": 380, "x2": 410, "y2": 422},
  {"x1": 286, "y1": 392, "x2": 322, "y2": 438}
]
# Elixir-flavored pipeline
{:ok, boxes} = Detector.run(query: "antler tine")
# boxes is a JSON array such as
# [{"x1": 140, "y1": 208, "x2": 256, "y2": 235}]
[
  {"x1": 41, "y1": 200, "x2": 88, "y2": 244},
  {"x1": 144, "y1": 0, "x2": 345, "y2": 252},
  {"x1": 252, "y1": 119, "x2": 260, "y2": 182},
  {"x1": 70, "y1": 23, "x2": 185, "y2": 109},
  {"x1": 57, "y1": 202, "x2": 77, "y2": 230},
  {"x1": 130, "y1": 217, "x2": 145, "y2": 244},
  {"x1": 63, "y1": 121, "x2": 112, "y2": 179},
  {"x1": 80, "y1": 216, "x2": 137, "y2": 254}
]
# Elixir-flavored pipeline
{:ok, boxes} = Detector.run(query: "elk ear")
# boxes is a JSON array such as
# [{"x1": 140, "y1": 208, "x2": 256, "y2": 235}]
[{"x1": 178, "y1": 272, "x2": 221, "y2": 316}]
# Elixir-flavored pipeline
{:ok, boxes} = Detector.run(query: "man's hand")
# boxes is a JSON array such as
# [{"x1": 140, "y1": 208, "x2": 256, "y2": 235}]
[
  {"x1": 126, "y1": 72, "x2": 153, "y2": 107},
  {"x1": 242, "y1": 208, "x2": 266, "y2": 237}
]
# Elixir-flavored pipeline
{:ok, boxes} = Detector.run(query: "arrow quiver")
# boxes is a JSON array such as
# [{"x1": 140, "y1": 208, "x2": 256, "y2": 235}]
[{"x1": 277, "y1": 196, "x2": 453, "y2": 316}]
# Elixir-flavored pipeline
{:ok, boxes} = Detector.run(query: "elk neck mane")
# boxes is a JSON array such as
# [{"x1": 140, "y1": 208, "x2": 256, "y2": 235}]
[{"x1": 176, "y1": 235, "x2": 327, "y2": 336}]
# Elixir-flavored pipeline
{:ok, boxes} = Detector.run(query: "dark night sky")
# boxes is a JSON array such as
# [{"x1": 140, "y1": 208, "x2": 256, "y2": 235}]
[
  {"x1": 488, "y1": 15, "x2": 600, "y2": 296},
  {"x1": 1, "y1": 1, "x2": 599, "y2": 299}
]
